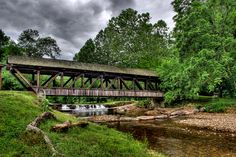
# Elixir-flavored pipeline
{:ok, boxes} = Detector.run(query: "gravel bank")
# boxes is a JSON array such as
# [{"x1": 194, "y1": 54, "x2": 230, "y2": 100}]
[{"x1": 176, "y1": 113, "x2": 236, "y2": 133}]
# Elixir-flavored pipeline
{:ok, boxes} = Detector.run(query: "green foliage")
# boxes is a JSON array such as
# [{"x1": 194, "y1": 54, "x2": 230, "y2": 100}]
[
  {"x1": 41, "y1": 98, "x2": 50, "y2": 112},
  {"x1": 0, "y1": 29, "x2": 10, "y2": 62},
  {"x1": 73, "y1": 38, "x2": 95, "y2": 62},
  {"x1": 194, "y1": 97, "x2": 236, "y2": 113},
  {"x1": 0, "y1": 91, "x2": 51, "y2": 156},
  {"x1": 18, "y1": 29, "x2": 61, "y2": 59},
  {"x1": 2, "y1": 69, "x2": 24, "y2": 90},
  {"x1": 74, "y1": 8, "x2": 169, "y2": 69},
  {"x1": 136, "y1": 99, "x2": 152, "y2": 108},
  {"x1": 158, "y1": 0, "x2": 236, "y2": 104}
]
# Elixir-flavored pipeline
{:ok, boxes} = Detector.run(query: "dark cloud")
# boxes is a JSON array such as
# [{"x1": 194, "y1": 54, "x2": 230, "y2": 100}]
[{"x1": 0, "y1": 0, "x2": 175, "y2": 60}]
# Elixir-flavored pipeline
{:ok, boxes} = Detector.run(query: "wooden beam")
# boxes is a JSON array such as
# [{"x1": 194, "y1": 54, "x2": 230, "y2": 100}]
[
  {"x1": 37, "y1": 70, "x2": 40, "y2": 87},
  {"x1": 13, "y1": 68, "x2": 32, "y2": 88},
  {"x1": 42, "y1": 73, "x2": 60, "y2": 88},
  {"x1": 81, "y1": 74, "x2": 84, "y2": 88},
  {"x1": 32, "y1": 73, "x2": 35, "y2": 85},
  {"x1": 11, "y1": 71, "x2": 28, "y2": 89},
  {"x1": 60, "y1": 72, "x2": 64, "y2": 88},
  {"x1": 100, "y1": 76, "x2": 104, "y2": 89},
  {"x1": 63, "y1": 76, "x2": 73, "y2": 87},
  {"x1": 88, "y1": 76, "x2": 100, "y2": 89},
  {"x1": 134, "y1": 78, "x2": 143, "y2": 90},
  {"x1": 34, "y1": 87, "x2": 164, "y2": 98},
  {"x1": 68, "y1": 74, "x2": 83, "y2": 88},
  {"x1": 120, "y1": 78, "x2": 130, "y2": 90}
]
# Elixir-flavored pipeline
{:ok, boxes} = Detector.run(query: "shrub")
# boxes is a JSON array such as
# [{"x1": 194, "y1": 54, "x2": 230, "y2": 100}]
[{"x1": 136, "y1": 99, "x2": 152, "y2": 108}]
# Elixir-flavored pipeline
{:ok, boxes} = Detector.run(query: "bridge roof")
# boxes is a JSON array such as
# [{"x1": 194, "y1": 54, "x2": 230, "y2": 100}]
[{"x1": 8, "y1": 56, "x2": 158, "y2": 77}]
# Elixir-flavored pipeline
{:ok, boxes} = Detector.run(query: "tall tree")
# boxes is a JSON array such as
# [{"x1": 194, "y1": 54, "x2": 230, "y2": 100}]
[
  {"x1": 74, "y1": 8, "x2": 169, "y2": 69},
  {"x1": 73, "y1": 39, "x2": 95, "y2": 62},
  {"x1": 18, "y1": 29, "x2": 61, "y2": 58},
  {"x1": 159, "y1": 0, "x2": 236, "y2": 103},
  {"x1": 0, "y1": 29, "x2": 10, "y2": 61}
]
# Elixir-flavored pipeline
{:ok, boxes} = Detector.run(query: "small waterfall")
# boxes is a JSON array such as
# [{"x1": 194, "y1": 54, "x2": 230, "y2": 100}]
[{"x1": 60, "y1": 104, "x2": 108, "y2": 117}]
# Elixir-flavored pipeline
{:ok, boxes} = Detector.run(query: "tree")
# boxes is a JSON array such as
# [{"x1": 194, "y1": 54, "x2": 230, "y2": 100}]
[
  {"x1": 73, "y1": 39, "x2": 95, "y2": 62},
  {"x1": 74, "y1": 8, "x2": 169, "y2": 69},
  {"x1": 159, "y1": 0, "x2": 236, "y2": 103},
  {"x1": 0, "y1": 29, "x2": 10, "y2": 61},
  {"x1": 18, "y1": 29, "x2": 61, "y2": 58}
]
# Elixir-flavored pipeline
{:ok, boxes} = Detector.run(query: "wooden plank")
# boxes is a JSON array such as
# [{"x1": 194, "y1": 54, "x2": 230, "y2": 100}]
[
  {"x1": 34, "y1": 87, "x2": 164, "y2": 98},
  {"x1": 42, "y1": 73, "x2": 60, "y2": 87},
  {"x1": 68, "y1": 74, "x2": 82, "y2": 88},
  {"x1": 120, "y1": 78, "x2": 130, "y2": 90},
  {"x1": 13, "y1": 68, "x2": 32, "y2": 88},
  {"x1": 60, "y1": 72, "x2": 64, "y2": 88},
  {"x1": 134, "y1": 78, "x2": 143, "y2": 90},
  {"x1": 37, "y1": 70, "x2": 40, "y2": 87},
  {"x1": 63, "y1": 76, "x2": 73, "y2": 87},
  {"x1": 11, "y1": 72, "x2": 28, "y2": 89}
]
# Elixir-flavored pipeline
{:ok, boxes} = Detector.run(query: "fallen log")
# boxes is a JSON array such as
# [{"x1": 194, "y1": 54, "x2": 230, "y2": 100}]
[
  {"x1": 31, "y1": 112, "x2": 56, "y2": 127},
  {"x1": 51, "y1": 121, "x2": 89, "y2": 132}
]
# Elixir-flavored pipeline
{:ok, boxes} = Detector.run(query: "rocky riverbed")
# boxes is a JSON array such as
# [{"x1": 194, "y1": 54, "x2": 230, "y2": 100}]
[{"x1": 88, "y1": 103, "x2": 236, "y2": 134}]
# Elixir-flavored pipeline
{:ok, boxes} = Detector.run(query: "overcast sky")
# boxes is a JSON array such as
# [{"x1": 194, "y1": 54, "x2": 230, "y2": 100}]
[{"x1": 0, "y1": 0, "x2": 175, "y2": 60}]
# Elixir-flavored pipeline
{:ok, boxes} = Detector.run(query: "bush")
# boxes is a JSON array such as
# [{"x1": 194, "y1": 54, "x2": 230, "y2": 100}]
[
  {"x1": 204, "y1": 100, "x2": 235, "y2": 113},
  {"x1": 41, "y1": 98, "x2": 50, "y2": 112},
  {"x1": 136, "y1": 99, "x2": 152, "y2": 108}
]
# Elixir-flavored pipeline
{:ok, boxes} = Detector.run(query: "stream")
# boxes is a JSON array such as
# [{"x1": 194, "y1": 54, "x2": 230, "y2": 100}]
[{"x1": 59, "y1": 104, "x2": 236, "y2": 157}]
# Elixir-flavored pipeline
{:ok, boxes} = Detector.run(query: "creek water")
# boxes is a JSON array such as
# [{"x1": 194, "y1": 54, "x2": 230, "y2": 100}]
[
  {"x1": 59, "y1": 104, "x2": 236, "y2": 156},
  {"x1": 105, "y1": 119, "x2": 236, "y2": 157}
]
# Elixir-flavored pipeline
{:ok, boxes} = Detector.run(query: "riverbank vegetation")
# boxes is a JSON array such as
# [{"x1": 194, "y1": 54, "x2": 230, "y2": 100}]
[{"x1": 0, "y1": 91, "x2": 163, "y2": 157}]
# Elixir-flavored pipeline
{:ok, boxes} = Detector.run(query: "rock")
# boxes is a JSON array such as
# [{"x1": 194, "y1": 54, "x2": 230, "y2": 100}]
[
  {"x1": 145, "y1": 110, "x2": 161, "y2": 116},
  {"x1": 120, "y1": 117, "x2": 138, "y2": 121},
  {"x1": 154, "y1": 115, "x2": 168, "y2": 119},
  {"x1": 68, "y1": 104, "x2": 76, "y2": 109},
  {"x1": 199, "y1": 107, "x2": 206, "y2": 112},
  {"x1": 137, "y1": 116, "x2": 156, "y2": 121},
  {"x1": 170, "y1": 110, "x2": 186, "y2": 116}
]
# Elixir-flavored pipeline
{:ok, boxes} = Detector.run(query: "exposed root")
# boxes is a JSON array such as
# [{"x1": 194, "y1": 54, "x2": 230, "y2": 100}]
[
  {"x1": 51, "y1": 121, "x2": 89, "y2": 132},
  {"x1": 26, "y1": 112, "x2": 63, "y2": 156}
]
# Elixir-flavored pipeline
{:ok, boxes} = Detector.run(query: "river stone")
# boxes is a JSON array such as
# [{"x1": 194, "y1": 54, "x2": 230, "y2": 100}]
[
  {"x1": 170, "y1": 110, "x2": 186, "y2": 116},
  {"x1": 120, "y1": 117, "x2": 138, "y2": 121},
  {"x1": 154, "y1": 115, "x2": 168, "y2": 119},
  {"x1": 137, "y1": 116, "x2": 156, "y2": 121}
]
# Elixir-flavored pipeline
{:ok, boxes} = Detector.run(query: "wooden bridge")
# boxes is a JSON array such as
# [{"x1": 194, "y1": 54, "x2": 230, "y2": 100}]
[{"x1": 2, "y1": 56, "x2": 163, "y2": 98}]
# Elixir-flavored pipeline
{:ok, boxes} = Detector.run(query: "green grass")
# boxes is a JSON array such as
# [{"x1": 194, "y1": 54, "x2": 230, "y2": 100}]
[
  {"x1": 103, "y1": 100, "x2": 136, "y2": 107},
  {"x1": 193, "y1": 96, "x2": 236, "y2": 113},
  {"x1": 0, "y1": 91, "x2": 161, "y2": 157},
  {"x1": 0, "y1": 91, "x2": 50, "y2": 156}
]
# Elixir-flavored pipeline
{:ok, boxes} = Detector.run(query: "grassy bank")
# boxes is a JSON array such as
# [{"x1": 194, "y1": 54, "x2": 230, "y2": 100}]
[
  {"x1": 0, "y1": 91, "x2": 162, "y2": 157},
  {"x1": 192, "y1": 96, "x2": 236, "y2": 113}
]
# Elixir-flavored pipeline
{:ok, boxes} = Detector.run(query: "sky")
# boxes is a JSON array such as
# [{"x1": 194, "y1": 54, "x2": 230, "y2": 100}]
[{"x1": 0, "y1": 0, "x2": 175, "y2": 60}]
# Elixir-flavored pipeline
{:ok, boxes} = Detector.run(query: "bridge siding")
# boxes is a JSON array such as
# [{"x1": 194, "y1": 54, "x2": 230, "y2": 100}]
[
  {"x1": 6, "y1": 56, "x2": 163, "y2": 98},
  {"x1": 34, "y1": 88, "x2": 163, "y2": 98}
]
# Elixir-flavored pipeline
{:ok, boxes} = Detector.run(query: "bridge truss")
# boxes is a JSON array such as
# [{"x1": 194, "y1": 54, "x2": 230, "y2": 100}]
[{"x1": 5, "y1": 56, "x2": 163, "y2": 98}]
